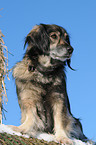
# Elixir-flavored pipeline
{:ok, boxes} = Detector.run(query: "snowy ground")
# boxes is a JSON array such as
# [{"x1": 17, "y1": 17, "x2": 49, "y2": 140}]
[{"x1": 0, "y1": 124, "x2": 95, "y2": 145}]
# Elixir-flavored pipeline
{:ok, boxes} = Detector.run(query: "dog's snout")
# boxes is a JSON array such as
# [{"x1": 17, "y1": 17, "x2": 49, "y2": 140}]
[{"x1": 67, "y1": 46, "x2": 73, "y2": 54}]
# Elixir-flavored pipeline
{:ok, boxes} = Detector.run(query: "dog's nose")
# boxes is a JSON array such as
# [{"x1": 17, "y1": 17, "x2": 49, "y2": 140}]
[{"x1": 67, "y1": 46, "x2": 73, "y2": 54}]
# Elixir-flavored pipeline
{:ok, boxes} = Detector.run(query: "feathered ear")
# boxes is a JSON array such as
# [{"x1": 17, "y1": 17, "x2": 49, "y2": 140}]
[
  {"x1": 67, "y1": 59, "x2": 75, "y2": 71},
  {"x1": 24, "y1": 24, "x2": 50, "y2": 57}
]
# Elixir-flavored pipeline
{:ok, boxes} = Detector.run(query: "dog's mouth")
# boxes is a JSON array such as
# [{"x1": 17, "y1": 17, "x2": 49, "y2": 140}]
[
  {"x1": 50, "y1": 52, "x2": 72, "y2": 62},
  {"x1": 49, "y1": 44, "x2": 73, "y2": 62}
]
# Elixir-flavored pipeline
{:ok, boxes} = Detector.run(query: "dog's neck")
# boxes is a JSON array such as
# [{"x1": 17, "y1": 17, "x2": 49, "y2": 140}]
[
  {"x1": 26, "y1": 55, "x2": 65, "y2": 75},
  {"x1": 37, "y1": 55, "x2": 64, "y2": 75}
]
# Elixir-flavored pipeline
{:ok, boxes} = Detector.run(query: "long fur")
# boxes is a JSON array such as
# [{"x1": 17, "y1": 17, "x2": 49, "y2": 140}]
[{"x1": 12, "y1": 24, "x2": 89, "y2": 144}]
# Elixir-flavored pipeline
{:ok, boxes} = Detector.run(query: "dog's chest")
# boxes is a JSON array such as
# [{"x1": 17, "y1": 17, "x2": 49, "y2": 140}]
[
  {"x1": 32, "y1": 70, "x2": 52, "y2": 84},
  {"x1": 32, "y1": 70, "x2": 62, "y2": 86}
]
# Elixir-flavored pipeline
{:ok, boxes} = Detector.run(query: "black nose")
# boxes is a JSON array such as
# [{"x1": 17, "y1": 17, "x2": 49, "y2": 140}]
[{"x1": 67, "y1": 46, "x2": 73, "y2": 54}]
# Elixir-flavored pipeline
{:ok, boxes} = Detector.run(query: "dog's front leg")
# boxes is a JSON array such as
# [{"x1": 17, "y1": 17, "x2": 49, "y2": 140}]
[
  {"x1": 53, "y1": 97, "x2": 73, "y2": 145},
  {"x1": 8, "y1": 108, "x2": 36, "y2": 135}
]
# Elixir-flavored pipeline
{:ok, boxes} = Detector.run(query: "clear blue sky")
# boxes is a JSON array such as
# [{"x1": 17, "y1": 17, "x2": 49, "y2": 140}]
[{"x1": 1, "y1": 0, "x2": 96, "y2": 141}]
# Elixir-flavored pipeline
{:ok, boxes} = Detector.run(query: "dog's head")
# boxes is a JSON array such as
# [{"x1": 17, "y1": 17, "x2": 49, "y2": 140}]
[{"x1": 24, "y1": 24, "x2": 74, "y2": 70}]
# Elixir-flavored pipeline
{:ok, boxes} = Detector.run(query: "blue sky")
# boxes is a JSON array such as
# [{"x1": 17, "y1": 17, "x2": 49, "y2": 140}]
[{"x1": 1, "y1": 0, "x2": 96, "y2": 141}]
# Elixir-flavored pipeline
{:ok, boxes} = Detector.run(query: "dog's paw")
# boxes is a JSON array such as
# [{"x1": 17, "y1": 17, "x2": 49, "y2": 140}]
[
  {"x1": 55, "y1": 135, "x2": 73, "y2": 145},
  {"x1": 7, "y1": 125, "x2": 21, "y2": 132},
  {"x1": 7, "y1": 125, "x2": 27, "y2": 134}
]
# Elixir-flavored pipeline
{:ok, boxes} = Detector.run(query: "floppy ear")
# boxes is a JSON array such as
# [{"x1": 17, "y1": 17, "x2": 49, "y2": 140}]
[
  {"x1": 24, "y1": 24, "x2": 50, "y2": 58},
  {"x1": 67, "y1": 59, "x2": 75, "y2": 71}
]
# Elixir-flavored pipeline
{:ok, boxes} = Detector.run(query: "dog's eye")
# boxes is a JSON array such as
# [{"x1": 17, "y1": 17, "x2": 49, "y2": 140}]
[{"x1": 50, "y1": 34, "x2": 58, "y2": 39}]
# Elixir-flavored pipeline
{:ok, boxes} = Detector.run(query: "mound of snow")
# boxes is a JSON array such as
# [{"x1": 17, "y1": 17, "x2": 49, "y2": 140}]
[
  {"x1": 36, "y1": 133, "x2": 94, "y2": 145},
  {"x1": 0, "y1": 124, "x2": 95, "y2": 145},
  {"x1": 0, "y1": 124, "x2": 29, "y2": 138}
]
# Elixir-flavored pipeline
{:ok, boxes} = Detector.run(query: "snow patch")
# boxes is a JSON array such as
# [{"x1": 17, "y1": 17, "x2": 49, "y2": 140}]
[
  {"x1": 0, "y1": 124, "x2": 95, "y2": 145},
  {"x1": 36, "y1": 133, "x2": 94, "y2": 145},
  {"x1": 36, "y1": 133, "x2": 54, "y2": 142},
  {"x1": 0, "y1": 124, "x2": 29, "y2": 138}
]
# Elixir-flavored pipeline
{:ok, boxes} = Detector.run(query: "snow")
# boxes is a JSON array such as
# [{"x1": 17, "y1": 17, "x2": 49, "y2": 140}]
[
  {"x1": 0, "y1": 124, "x2": 29, "y2": 138},
  {"x1": 36, "y1": 133, "x2": 93, "y2": 145},
  {"x1": 0, "y1": 124, "x2": 95, "y2": 145}
]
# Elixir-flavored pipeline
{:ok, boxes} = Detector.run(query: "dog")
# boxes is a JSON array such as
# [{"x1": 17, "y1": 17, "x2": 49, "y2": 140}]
[{"x1": 11, "y1": 24, "x2": 89, "y2": 144}]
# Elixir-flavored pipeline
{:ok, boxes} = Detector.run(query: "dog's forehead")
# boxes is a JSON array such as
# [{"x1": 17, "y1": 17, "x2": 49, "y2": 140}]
[
  {"x1": 47, "y1": 25, "x2": 67, "y2": 34},
  {"x1": 46, "y1": 25, "x2": 69, "y2": 39},
  {"x1": 29, "y1": 24, "x2": 68, "y2": 38}
]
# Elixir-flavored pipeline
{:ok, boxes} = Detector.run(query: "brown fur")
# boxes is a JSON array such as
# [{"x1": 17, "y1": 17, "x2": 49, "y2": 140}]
[{"x1": 10, "y1": 24, "x2": 89, "y2": 144}]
